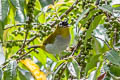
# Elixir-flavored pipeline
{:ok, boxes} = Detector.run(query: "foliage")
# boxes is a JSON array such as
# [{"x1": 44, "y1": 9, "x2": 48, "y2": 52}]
[{"x1": 0, "y1": 0, "x2": 120, "y2": 80}]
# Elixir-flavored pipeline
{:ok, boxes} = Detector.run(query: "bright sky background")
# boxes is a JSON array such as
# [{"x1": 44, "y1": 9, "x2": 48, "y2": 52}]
[{"x1": 112, "y1": 0, "x2": 120, "y2": 5}]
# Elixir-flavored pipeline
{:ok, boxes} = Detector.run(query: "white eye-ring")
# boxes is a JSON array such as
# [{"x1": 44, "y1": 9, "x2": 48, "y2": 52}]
[{"x1": 59, "y1": 21, "x2": 70, "y2": 28}]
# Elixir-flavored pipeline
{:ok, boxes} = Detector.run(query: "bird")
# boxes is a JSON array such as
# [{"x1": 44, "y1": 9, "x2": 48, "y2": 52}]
[{"x1": 29, "y1": 20, "x2": 71, "y2": 55}]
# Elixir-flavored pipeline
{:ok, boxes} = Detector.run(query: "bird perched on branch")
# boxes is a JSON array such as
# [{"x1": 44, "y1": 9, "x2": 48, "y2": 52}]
[{"x1": 29, "y1": 20, "x2": 71, "y2": 55}]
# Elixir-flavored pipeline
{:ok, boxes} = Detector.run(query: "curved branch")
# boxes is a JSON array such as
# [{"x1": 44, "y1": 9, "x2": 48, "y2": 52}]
[
  {"x1": 92, "y1": 35, "x2": 112, "y2": 50},
  {"x1": 4, "y1": 23, "x2": 26, "y2": 30},
  {"x1": 51, "y1": 0, "x2": 79, "y2": 27}
]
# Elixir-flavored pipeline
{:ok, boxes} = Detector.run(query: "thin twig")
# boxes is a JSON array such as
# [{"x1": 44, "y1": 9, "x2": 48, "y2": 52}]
[
  {"x1": 4, "y1": 0, "x2": 79, "y2": 30},
  {"x1": 4, "y1": 23, "x2": 26, "y2": 30},
  {"x1": 113, "y1": 28, "x2": 117, "y2": 45},
  {"x1": 51, "y1": 0, "x2": 79, "y2": 27},
  {"x1": 4, "y1": 23, "x2": 40, "y2": 30},
  {"x1": 105, "y1": 0, "x2": 108, "y2": 5},
  {"x1": 92, "y1": 35, "x2": 112, "y2": 50},
  {"x1": 17, "y1": 48, "x2": 35, "y2": 61},
  {"x1": 71, "y1": 37, "x2": 83, "y2": 56},
  {"x1": 0, "y1": 40, "x2": 30, "y2": 43},
  {"x1": 16, "y1": 30, "x2": 29, "y2": 54},
  {"x1": 1, "y1": 48, "x2": 35, "y2": 69},
  {"x1": 26, "y1": 34, "x2": 40, "y2": 45},
  {"x1": 19, "y1": 0, "x2": 79, "y2": 49},
  {"x1": 27, "y1": 0, "x2": 79, "y2": 45},
  {"x1": 58, "y1": 64, "x2": 67, "y2": 80},
  {"x1": 71, "y1": 42, "x2": 80, "y2": 56},
  {"x1": 95, "y1": 0, "x2": 101, "y2": 5}
]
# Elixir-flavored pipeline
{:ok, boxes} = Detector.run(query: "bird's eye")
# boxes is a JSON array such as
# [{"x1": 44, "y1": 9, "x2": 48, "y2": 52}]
[{"x1": 59, "y1": 21, "x2": 69, "y2": 28}]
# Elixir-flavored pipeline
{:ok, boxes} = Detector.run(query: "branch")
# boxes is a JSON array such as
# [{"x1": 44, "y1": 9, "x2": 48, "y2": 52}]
[
  {"x1": 16, "y1": 30, "x2": 29, "y2": 54},
  {"x1": 0, "y1": 35, "x2": 39, "y2": 46},
  {"x1": 4, "y1": 23, "x2": 26, "y2": 30},
  {"x1": 16, "y1": 48, "x2": 35, "y2": 61},
  {"x1": 4, "y1": 0, "x2": 79, "y2": 30},
  {"x1": 58, "y1": 64, "x2": 66, "y2": 80},
  {"x1": 26, "y1": 34, "x2": 40, "y2": 45},
  {"x1": 3, "y1": 0, "x2": 80, "y2": 60},
  {"x1": 22, "y1": 0, "x2": 79, "y2": 45},
  {"x1": 51, "y1": 0, "x2": 79, "y2": 27},
  {"x1": 1, "y1": 48, "x2": 35, "y2": 69},
  {"x1": 95, "y1": 0, "x2": 101, "y2": 5},
  {"x1": 70, "y1": 41, "x2": 81, "y2": 56},
  {"x1": 105, "y1": 0, "x2": 108, "y2": 5},
  {"x1": 92, "y1": 35, "x2": 112, "y2": 50},
  {"x1": 0, "y1": 40, "x2": 30, "y2": 43},
  {"x1": 4, "y1": 23, "x2": 40, "y2": 30}
]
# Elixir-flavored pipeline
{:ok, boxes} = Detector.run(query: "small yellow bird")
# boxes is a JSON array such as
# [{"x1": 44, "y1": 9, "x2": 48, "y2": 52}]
[{"x1": 29, "y1": 20, "x2": 71, "y2": 55}]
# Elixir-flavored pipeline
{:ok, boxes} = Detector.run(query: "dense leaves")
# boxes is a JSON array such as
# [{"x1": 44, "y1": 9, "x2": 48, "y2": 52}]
[
  {"x1": 67, "y1": 59, "x2": 80, "y2": 79},
  {"x1": 39, "y1": 0, "x2": 54, "y2": 8},
  {"x1": 105, "y1": 50, "x2": 120, "y2": 66},
  {"x1": 0, "y1": 68, "x2": 2, "y2": 80},
  {"x1": 10, "y1": 0, "x2": 25, "y2": 22},
  {"x1": 3, "y1": 61, "x2": 17, "y2": 80},
  {"x1": 0, "y1": 0, "x2": 120, "y2": 80},
  {"x1": 84, "y1": 14, "x2": 104, "y2": 46}
]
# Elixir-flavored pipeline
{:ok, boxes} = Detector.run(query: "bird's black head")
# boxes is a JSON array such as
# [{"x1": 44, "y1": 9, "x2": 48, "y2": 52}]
[{"x1": 59, "y1": 20, "x2": 70, "y2": 28}]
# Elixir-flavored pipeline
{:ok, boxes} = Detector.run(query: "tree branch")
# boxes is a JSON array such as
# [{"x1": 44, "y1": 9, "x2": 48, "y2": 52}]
[
  {"x1": 26, "y1": 34, "x2": 40, "y2": 45},
  {"x1": 95, "y1": 0, "x2": 101, "y2": 5},
  {"x1": 21, "y1": 0, "x2": 79, "y2": 46},
  {"x1": 92, "y1": 35, "x2": 112, "y2": 50},
  {"x1": 16, "y1": 30, "x2": 29, "y2": 54},
  {"x1": 4, "y1": 23, "x2": 26, "y2": 30},
  {"x1": 0, "y1": 40, "x2": 25, "y2": 43},
  {"x1": 16, "y1": 48, "x2": 35, "y2": 61},
  {"x1": 51, "y1": 0, "x2": 79, "y2": 27}
]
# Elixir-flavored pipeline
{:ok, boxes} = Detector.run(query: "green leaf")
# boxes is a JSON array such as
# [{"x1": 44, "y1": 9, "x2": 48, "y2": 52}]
[
  {"x1": 75, "y1": 8, "x2": 90, "y2": 27},
  {"x1": 1, "y1": 0, "x2": 9, "y2": 21},
  {"x1": 109, "y1": 65, "x2": 120, "y2": 77},
  {"x1": 80, "y1": 9, "x2": 100, "y2": 26},
  {"x1": 70, "y1": 26, "x2": 75, "y2": 46},
  {"x1": 45, "y1": 52, "x2": 57, "y2": 62},
  {"x1": 58, "y1": 6, "x2": 68, "y2": 13},
  {"x1": 31, "y1": 49, "x2": 47, "y2": 65},
  {"x1": 39, "y1": 0, "x2": 54, "y2": 8},
  {"x1": 0, "y1": 0, "x2": 9, "y2": 40},
  {"x1": 53, "y1": 63, "x2": 65, "y2": 79},
  {"x1": 105, "y1": 50, "x2": 120, "y2": 66},
  {"x1": 84, "y1": 14, "x2": 104, "y2": 47},
  {"x1": 7, "y1": 3, "x2": 16, "y2": 24},
  {"x1": 17, "y1": 67, "x2": 34, "y2": 80},
  {"x1": 93, "y1": 61, "x2": 103, "y2": 80},
  {"x1": 92, "y1": 36, "x2": 109, "y2": 54},
  {"x1": 17, "y1": 68, "x2": 28, "y2": 80},
  {"x1": 88, "y1": 61, "x2": 103, "y2": 80},
  {"x1": 85, "y1": 54, "x2": 101, "y2": 74},
  {"x1": 64, "y1": 68, "x2": 69, "y2": 80},
  {"x1": 0, "y1": 68, "x2": 2, "y2": 80},
  {"x1": 67, "y1": 59, "x2": 80, "y2": 79},
  {"x1": 0, "y1": 21, "x2": 3, "y2": 41},
  {"x1": 35, "y1": 0, "x2": 41, "y2": 10},
  {"x1": 92, "y1": 38, "x2": 102, "y2": 54},
  {"x1": 53, "y1": 60, "x2": 66, "y2": 71},
  {"x1": 10, "y1": 0, "x2": 25, "y2": 22},
  {"x1": 99, "y1": 5, "x2": 113, "y2": 14},
  {"x1": 112, "y1": 4, "x2": 120, "y2": 8},
  {"x1": 3, "y1": 60, "x2": 17, "y2": 80},
  {"x1": 0, "y1": 44, "x2": 5, "y2": 65},
  {"x1": 38, "y1": 12, "x2": 46, "y2": 23}
]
